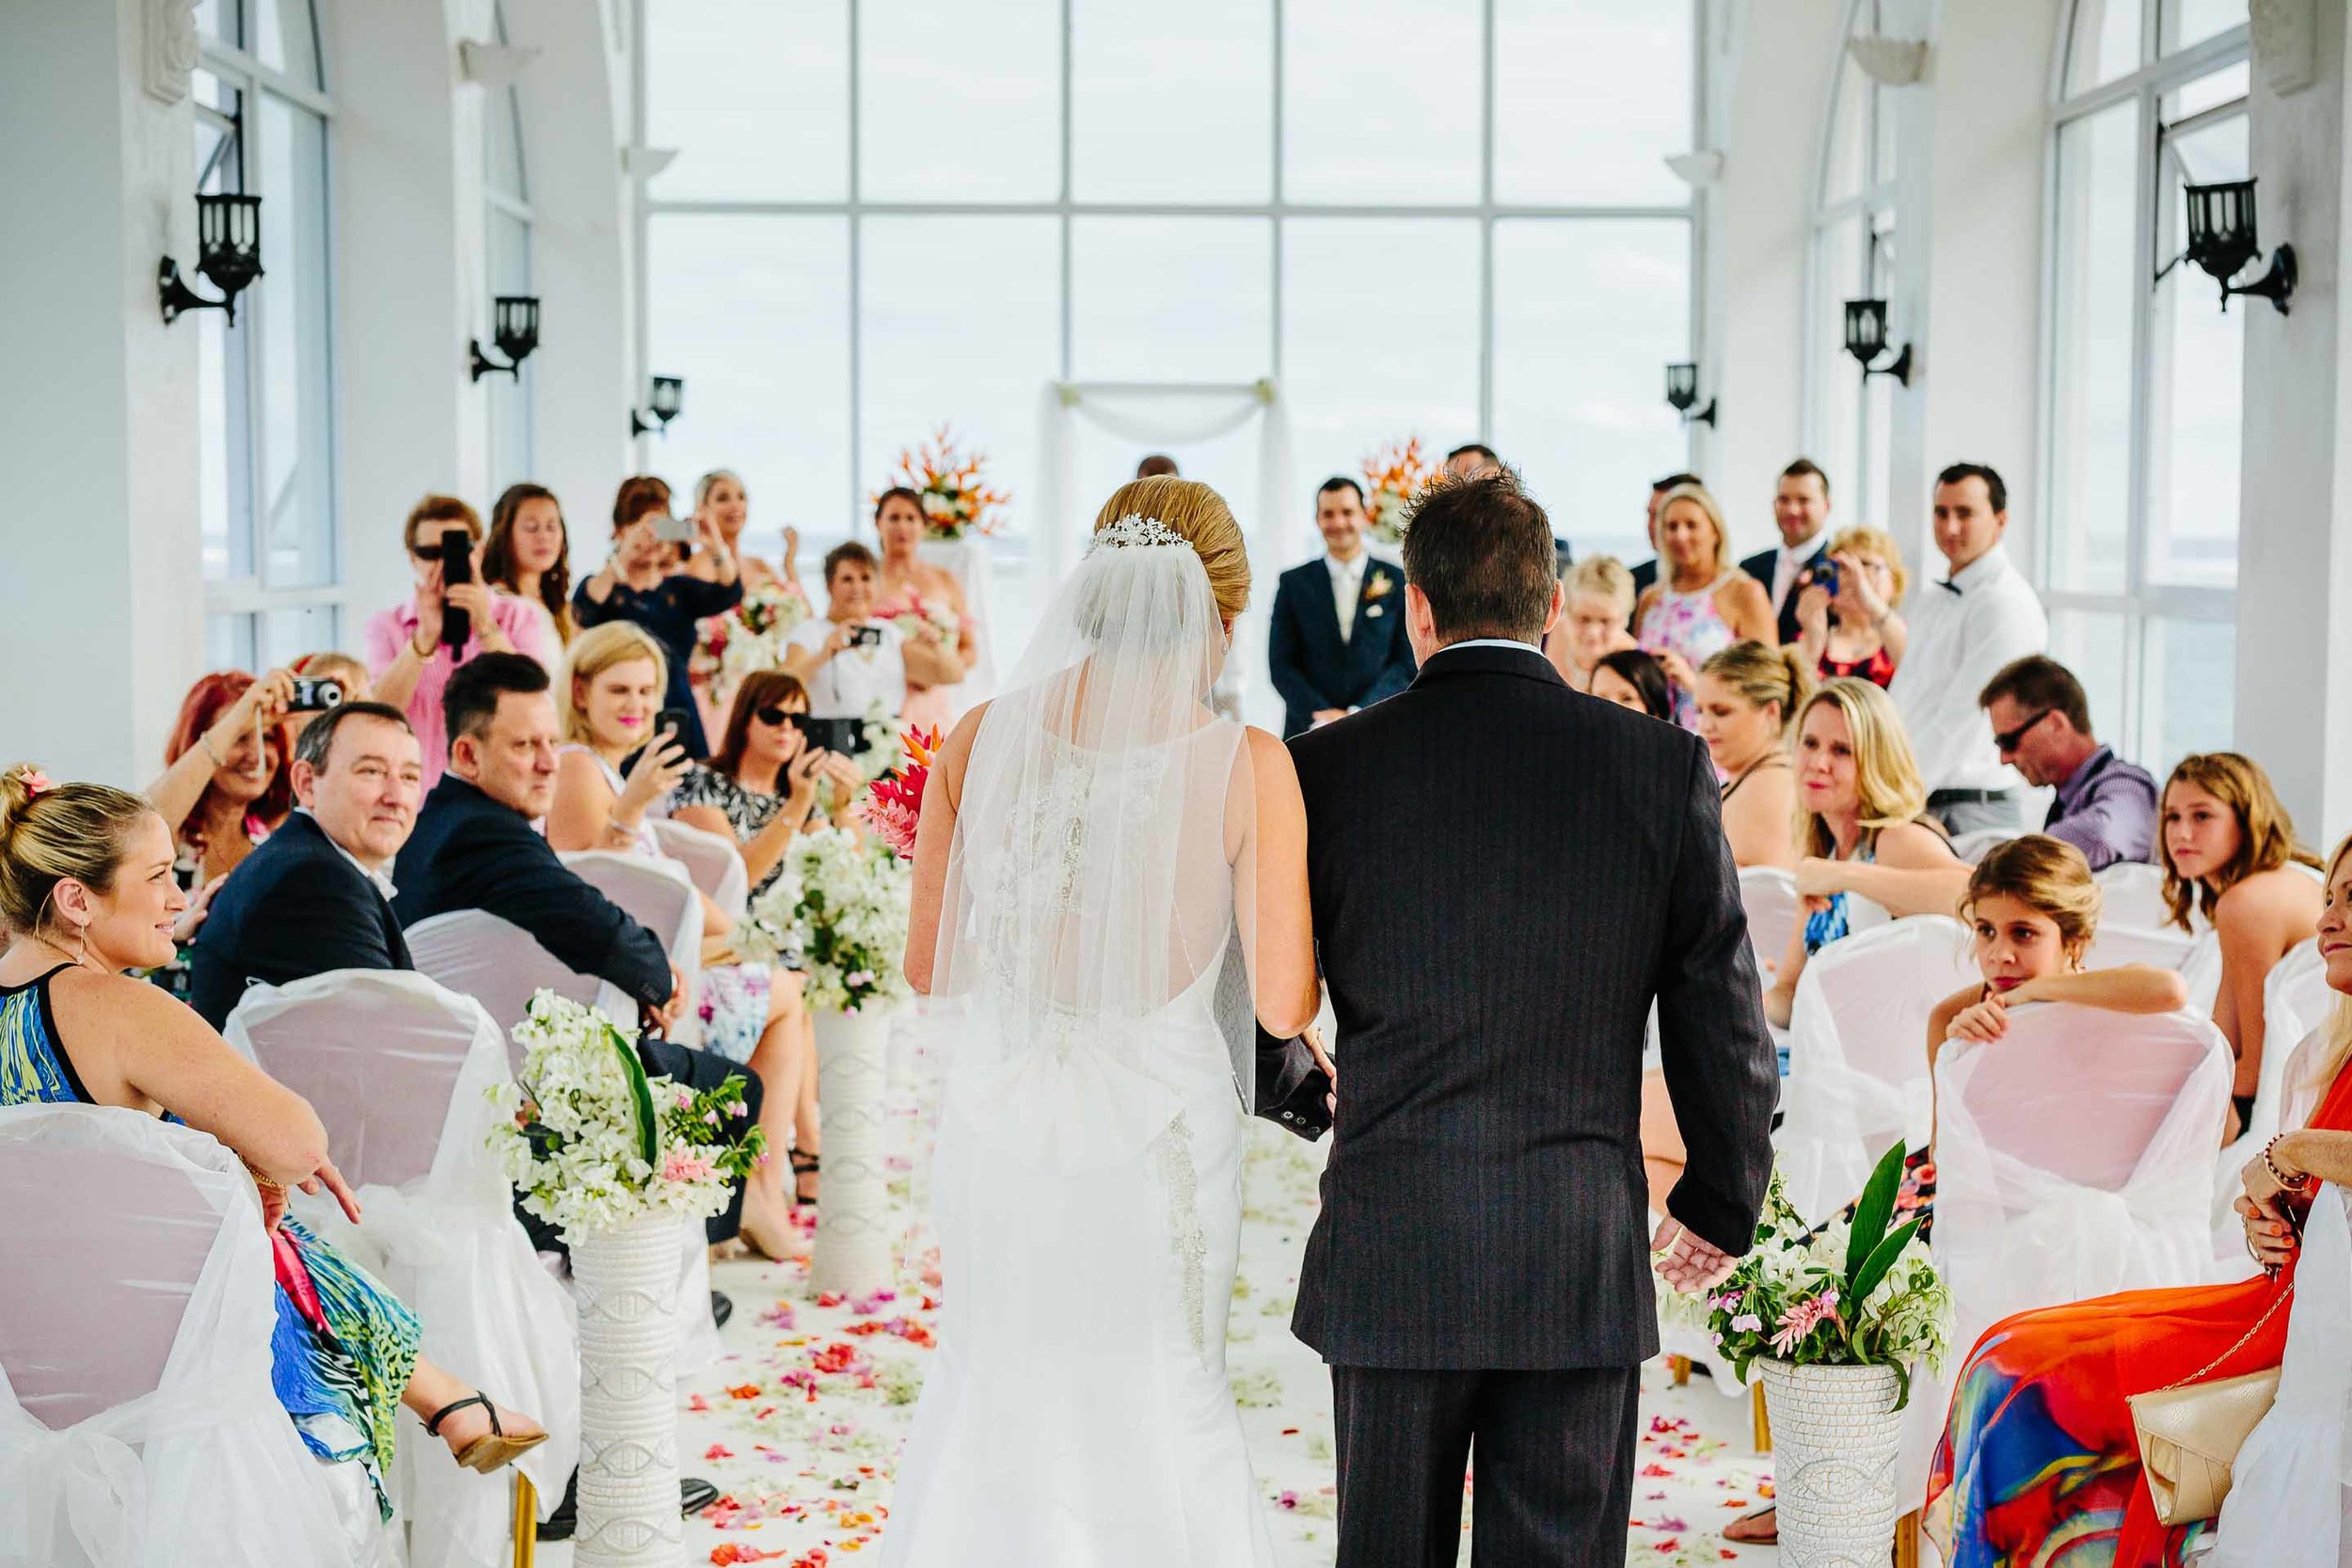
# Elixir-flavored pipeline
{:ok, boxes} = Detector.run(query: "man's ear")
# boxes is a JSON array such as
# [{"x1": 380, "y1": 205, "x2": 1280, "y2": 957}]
[
  {"x1": 290, "y1": 757, "x2": 320, "y2": 807},
  {"x1": 447, "y1": 735, "x2": 476, "y2": 779}
]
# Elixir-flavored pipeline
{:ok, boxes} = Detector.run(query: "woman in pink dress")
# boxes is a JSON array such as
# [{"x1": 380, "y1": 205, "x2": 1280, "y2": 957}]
[
  {"x1": 1632, "y1": 482, "x2": 1775, "y2": 730},
  {"x1": 869, "y1": 487, "x2": 975, "y2": 731}
]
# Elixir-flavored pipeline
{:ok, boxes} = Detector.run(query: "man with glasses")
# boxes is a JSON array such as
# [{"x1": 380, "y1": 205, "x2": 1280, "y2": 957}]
[{"x1": 1979, "y1": 655, "x2": 2157, "y2": 869}]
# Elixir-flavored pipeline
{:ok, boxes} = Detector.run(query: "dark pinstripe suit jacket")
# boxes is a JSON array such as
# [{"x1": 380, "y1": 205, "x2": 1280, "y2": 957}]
[{"x1": 1288, "y1": 641, "x2": 1777, "y2": 1370}]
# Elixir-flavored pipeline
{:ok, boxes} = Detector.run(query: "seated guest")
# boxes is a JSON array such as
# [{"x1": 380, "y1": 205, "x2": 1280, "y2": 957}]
[
  {"x1": 1765, "y1": 678, "x2": 1968, "y2": 1027},
  {"x1": 188, "y1": 702, "x2": 422, "y2": 1030},
  {"x1": 366, "y1": 494, "x2": 558, "y2": 791},
  {"x1": 671, "y1": 673, "x2": 866, "y2": 1209},
  {"x1": 1979, "y1": 653, "x2": 2157, "y2": 870},
  {"x1": 1629, "y1": 470, "x2": 1704, "y2": 607},
  {"x1": 149, "y1": 668, "x2": 297, "y2": 887},
  {"x1": 573, "y1": 476, "x2": 743, "y2": 759},
  {"x1": 785, "y1": 541, "x2": 945, "y2": 730},
  {"x1": 1927, "y1": 832, "x2": 2352, "y2": 1567},
  {"x1": 1634, "y1": 482, "x2": 1776, "y2": 730},
  {"x1": 0, "y1": 766, "x2": 546, "y2": 1516},
  {"x1": 391, "y1": 653, "x2": 773, "y2": 1250},
  {"x1": 1266, "y1": 477, "x2": 1417, "y2": 738},
  {"x1": 1136, "y1": 453, "x2": 1180, "y2": 479},
  {"x1": 1445, "y1": 443, "x2": 1572, "y2": 568},
  {"x1": 1792, "y1": 524, "x2": 1910, "y2": 688},
  {"x1": 1694, "y1": 641, "x2": 1810, "y2": 870},
  {"x1": 1738, "y1": 458, "x2": 1835, "y2": 646},
  {"x1": 2160, "y1": 752, "x2": 2325, "y2": 1138},
  {"x1": 481, "y1": 482, "x2": 576, "y2": 652},
  {"x1": 1588, "y1": 647, "x2": 1675, "y2": 721},
  {"x1": 1544, "y1": 555, "x2": 1638, "y2": 691}
]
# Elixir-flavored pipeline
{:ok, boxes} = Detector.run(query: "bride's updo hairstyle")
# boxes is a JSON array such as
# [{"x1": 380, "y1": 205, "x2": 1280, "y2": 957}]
[
  {"x1": 1089, "y1": 477, "x2": 1250, "y2": 623},
  {"x1": 0, "y1": 764, "x2": 157, "y2": 937}
]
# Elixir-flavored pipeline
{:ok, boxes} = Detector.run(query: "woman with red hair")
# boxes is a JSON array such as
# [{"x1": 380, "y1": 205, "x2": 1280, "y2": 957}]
[{"x1": 147, "y1": 668, "x2": 297, "y2": 886}]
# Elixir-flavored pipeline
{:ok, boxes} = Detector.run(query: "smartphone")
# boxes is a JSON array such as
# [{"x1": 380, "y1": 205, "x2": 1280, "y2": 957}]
[
  {"x1": 789, "y1": 714, "x2": 863, "y2": 754},
  {"x1": 850, "y1": 623, "x2": 885, "y2": 650},
  {"x1": 652, "y1": 707, "x2": 692, "y2": 750},
  {"x1": 288, "y1": 676, "x2": 345, "y2": 713},
  {"x1": 652, "y1": 512, "x2": 695, "y2": 545},
  {"x1": 438, "y1": 526, "x2": 475, "y2": 648}
]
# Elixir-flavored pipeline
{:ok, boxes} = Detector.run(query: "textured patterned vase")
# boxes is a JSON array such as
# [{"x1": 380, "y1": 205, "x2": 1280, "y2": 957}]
[
  {"x1": 569, "y1": 1211, "x2": 687, "y2": 1567},
  {"x1": 812, "y1": 1006, "x2": 895, "y2": 1297},
  {"x1": 1758, "y1": 1358, "x2": 1905, "y2": 1567}
]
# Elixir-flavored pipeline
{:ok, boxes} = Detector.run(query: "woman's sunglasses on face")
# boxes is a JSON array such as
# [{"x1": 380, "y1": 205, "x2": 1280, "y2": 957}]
[{"x1": 755, "y1": 706, "x2": 803, "y2": 727}]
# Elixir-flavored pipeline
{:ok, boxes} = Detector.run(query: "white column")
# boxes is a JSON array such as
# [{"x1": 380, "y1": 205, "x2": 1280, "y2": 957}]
[
  {"x1": 0, "y1": 0, "x2": 203, "y2": 786},
  {"x1": 2237, "y1": 0, "x2": 2352, "y2": 839}
]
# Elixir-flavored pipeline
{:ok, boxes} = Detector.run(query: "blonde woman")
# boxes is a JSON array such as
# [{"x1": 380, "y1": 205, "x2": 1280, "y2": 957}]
[
  {"x1": 1792, "y1": 524, "x2": 1910, "y2": 687},
  {"x1": 687, "y1": 468, "x2": 796, "y2": 594},
  {"x1": 1694, "y1": 641, "x2": 1810, "y2": 869},
  {"x1": 2159, "y1": 752, "x2": 2325, "y2": 1138},
  {"x1": 1545, "y1": 554, "x2": 1639, "y2": 690},
  {"x1": 1633, "y1": 483, "x2": 1775, "y2": 729},
  {"x1": 1765, "y1": 677, "x2": 1968, "y2": 1026}
]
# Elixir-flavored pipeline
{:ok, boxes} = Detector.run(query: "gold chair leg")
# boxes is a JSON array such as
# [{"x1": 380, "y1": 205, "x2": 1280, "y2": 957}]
[
  {"x1": 1751, "y1": 1382, "x2": 1772, "y2": 1453},
  {"x1": 1666, "y1": 1354, "x2": 1692, "y2": 1386},
  {"x1": 1894, "y1": 1508, "x2": 1920, "y2": 1568},
  {"x1": 512, "y1": 1471, "x2": 537, "y2": 1568}
]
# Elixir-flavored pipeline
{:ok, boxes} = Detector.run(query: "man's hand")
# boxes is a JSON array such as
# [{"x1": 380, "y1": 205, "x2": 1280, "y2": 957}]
[
  {"x1": 641, "y1": 964, "x2": 686, "y2": 1037},
  {"x1": 1650, "y1": 1217, "x2": 1738, "y2": 1294}
]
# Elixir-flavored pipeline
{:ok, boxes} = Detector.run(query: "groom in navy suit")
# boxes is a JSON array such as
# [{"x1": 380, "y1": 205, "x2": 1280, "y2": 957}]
[{"x1": 1268, "y1": 478, "x2": 1417, "y2": 739}]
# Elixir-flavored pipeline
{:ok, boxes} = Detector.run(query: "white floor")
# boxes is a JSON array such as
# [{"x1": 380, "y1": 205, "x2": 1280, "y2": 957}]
[{"x1": 535, "y1": 1117, "x2": 1777, "y2": 1567}]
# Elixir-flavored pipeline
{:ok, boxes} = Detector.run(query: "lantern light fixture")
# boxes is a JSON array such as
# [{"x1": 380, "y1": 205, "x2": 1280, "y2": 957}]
[
  {"x1": 469, "y1": 295, "x2": 542, "y2": 381},
  {"x1": 630, "y1": 375, "x2": 685, "y2": 438},
  {"x1": 2180, "y1": 179, "x2": 2296, "y2": 314},
  {"x1": 1663, "y1": 362, "x2": 1717, "y2": 427},
  {"x1": 1842, "y1": 298, "x2": 1914, "y2": 386},
  {"x1": 159, "y1": 193, "x2": 265, "y2": 325}
]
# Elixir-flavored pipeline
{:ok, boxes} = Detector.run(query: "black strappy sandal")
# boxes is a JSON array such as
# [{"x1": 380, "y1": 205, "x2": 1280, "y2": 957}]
[
  {"x1": 424, "y1": 1390, "x2": 548, "y2": 1475},
  {"x1": 789, "y1": 1146, "x2": 821, "y2": 1206}
]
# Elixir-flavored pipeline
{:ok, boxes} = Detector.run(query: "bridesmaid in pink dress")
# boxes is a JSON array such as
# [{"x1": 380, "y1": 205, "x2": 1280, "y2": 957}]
[{"x1": 870, "y1": 486, "x2": 976, "y2": 731}]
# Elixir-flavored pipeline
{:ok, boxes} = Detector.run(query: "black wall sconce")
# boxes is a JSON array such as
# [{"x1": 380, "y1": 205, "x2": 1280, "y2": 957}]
[
  {"x1": 1842, "y1": 298, "x2": 1913, "y2": 386},
  {"x1": 469, "y1": 295, "x2": 542, "y2": 380},
  {"x1": 2181, "y1": 179, "x2": 2296, "y2": 314},
  {"x1": 160, "y1": 193, "x2": 265, "y2": 325},
  {"x1": 630, "y1": 375, "x2": 685, "y2": 437},
  {"x1": 1664, "y1": 362, "x2": 1716, "y2": 427}
]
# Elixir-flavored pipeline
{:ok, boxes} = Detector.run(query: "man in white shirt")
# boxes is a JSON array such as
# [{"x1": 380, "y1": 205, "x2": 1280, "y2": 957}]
[
  {"x1": 1266, "y1": 477, "x2": 1417, "y2": 738},
  {"x1": 1738, "y1": 458, "x2": 1835, "y2": 646},
  {"x1": 1888, "y1": 463, "x2": 2050, "y2": 836}
]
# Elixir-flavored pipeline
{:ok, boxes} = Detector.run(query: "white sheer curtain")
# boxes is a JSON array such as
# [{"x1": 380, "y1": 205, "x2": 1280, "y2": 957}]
[{"x1": 1033, "y1": 379, "x2": 1295, "y2": 729}]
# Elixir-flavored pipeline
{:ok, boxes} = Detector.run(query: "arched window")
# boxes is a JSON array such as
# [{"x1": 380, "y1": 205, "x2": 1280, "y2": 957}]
[
  {"x1": 485, "y1": 1, "x2": 535, "y2": 495},
  {"x1": 1805, "y1": 0, "x2": 1904, "y2": 538},
  {"x1": 2043, "y1": 0, "x2": 2248, "y2": 768},
  {"x1": 194, "y1": 0, "x2": 338, "y2": 670}
]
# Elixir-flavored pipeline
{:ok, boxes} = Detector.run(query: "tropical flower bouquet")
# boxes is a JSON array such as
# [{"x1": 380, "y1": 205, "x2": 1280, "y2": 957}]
[
  {"x1": 1361, "y1": 436, "x2": 1440, "y2": 545},
  {"x1": 888, "y1": 591, "x2": 962, "y2": 650},
  {"x1": 885, "y1": 425, "x2": 1010, "y2": 541},
  {"x1": 692, "y1": 580, "x2": 811, "y2": 703},
  {"x1": 487, "y1": 990, "x2": 767, "y2": 1235},
  {"x1": 733, "y1": 827, "x2": 914, "y2": 1015},
  {"x1": 858, "y1": 723, "x2": 938, "y2": 860}
]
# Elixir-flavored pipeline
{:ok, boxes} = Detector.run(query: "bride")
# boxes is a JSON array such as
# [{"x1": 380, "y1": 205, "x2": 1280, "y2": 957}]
[{"x1": 884, "y1": 477, "x2": 1320, "y2": 1566}]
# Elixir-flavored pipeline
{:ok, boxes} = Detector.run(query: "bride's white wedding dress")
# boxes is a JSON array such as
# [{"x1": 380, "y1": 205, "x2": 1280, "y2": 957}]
[{"x1": 882, "y1": 515, "x2": 1279, "y2": 1568}]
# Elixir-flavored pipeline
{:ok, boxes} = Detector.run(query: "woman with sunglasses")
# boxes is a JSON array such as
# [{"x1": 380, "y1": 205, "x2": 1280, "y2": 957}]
[{"x1": 669, "y1": 673, "x2": 863, "y2": 1208}]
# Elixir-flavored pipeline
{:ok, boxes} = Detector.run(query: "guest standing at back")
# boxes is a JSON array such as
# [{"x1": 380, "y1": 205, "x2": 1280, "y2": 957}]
[
  {"x1": 1738, "y1": 458, "x2": 1834, "y2": 647},
  {"x1": 573, "y1": 475, "x2": 743, "y2": 759},
  {"x1": 1266, "y1": 478, "x2": 1417, "y2": 739},
  {"x1": 1634, "y1": 481, "x2": 1775, "y2": 730}
]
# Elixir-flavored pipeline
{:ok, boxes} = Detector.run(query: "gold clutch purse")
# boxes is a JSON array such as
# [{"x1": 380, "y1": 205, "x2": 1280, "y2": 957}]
[{"x1": 2126, "y1": 1282, "x2": 2292, "y2": 1527}]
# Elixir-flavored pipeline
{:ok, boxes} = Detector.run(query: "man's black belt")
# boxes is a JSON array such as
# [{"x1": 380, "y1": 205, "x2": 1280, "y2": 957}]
[{"x1": 1926, "y1": 787, "x2": 2014, "y2": 806}]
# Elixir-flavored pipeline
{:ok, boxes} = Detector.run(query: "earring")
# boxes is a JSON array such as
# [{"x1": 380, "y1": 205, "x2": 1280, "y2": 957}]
[{"x1": 72, "y1": 922, "x2": 89, "y2": 968}]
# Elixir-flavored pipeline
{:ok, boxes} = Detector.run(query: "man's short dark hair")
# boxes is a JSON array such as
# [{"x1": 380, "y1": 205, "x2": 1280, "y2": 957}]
[
  {"x1": 1979, "y1": 655, "x2": 2093, "y2": 737},
  {"x1": 1780, "y1": 457, "x2": 1831, "y2": 499},
  {"x1": 1936, "y1": 462, "x2": 2008, "y2": 515},
  {"x1": 1651, "y1": 471, "x2": 1703, "y2": 493},
  {"x1": 1316, "y1": 476, "x2": 1365, "y2": 506},
  {"x1": 1400, "y1": 474, "x2": 1557, "y2": 644},
  {"x1": 292, "y1": 700, "x2": 414, "y2": 772},
  {"x1": 1136, "y1": 453, "x2": 1180, "y2": 479},
  {"x1": 1446, "y1": 442, "x2": 1502, "y2": 467},
  {"x1": 824, "y1": 540, "x2": 877, "y2": 584},
  {"x1": 443, "y1": 652, "x2": 550, "y2": 754}
]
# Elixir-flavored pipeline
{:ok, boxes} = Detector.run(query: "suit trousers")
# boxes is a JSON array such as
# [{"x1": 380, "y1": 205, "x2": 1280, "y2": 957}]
[
  {"x1": 516, "y1": 1036, "x2": 764, "y2": 1251},
  {"x1": 1330, "y1": 1363, "x2": 1640, "y2": 1568}
]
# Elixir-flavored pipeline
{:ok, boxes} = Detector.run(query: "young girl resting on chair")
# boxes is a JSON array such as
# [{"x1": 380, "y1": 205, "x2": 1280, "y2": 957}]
[{"x1": 0, "y1": 767, "x2": 547, "y2": 1522}]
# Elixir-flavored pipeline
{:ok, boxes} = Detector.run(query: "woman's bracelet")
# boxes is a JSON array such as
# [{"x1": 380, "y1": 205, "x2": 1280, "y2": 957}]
[{"x1": 2264, "y1": 1133, "x2": 2317, "y2": 1195}]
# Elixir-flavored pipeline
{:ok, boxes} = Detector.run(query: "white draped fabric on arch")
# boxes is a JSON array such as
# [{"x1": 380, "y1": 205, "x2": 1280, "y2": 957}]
[{"x1": 1033, "y1": 379, "x2": 1295, "y2": 730}]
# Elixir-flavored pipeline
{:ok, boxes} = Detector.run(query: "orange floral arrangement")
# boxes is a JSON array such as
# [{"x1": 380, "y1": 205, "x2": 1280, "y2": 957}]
[
  {"x1": 1360, "y1": 436, "x2": 1439, "y2": 544},
  {"x1": 882, "y1": 425, "x2": 1010, "y2": 541}
]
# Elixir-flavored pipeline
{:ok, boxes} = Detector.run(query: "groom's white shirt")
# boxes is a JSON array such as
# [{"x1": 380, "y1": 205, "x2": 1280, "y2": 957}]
[{"x1": 1442, "y1": 637, "x2": 1541, "y2": 654}]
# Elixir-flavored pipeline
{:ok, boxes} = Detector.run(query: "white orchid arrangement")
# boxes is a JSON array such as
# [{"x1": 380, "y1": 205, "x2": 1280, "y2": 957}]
[
  {"x1": 732, "y1": 826, "x2": 913, "y2": 1015},
  {"x1": 888, "y1": 592, "x2": 962, "y2": 650},
  {"x1": 693, "y1": 580, "x2": 811, "y2": 704},
  {"x1": 486, "y1": 990, "x2": 766, "y2": 1236}
]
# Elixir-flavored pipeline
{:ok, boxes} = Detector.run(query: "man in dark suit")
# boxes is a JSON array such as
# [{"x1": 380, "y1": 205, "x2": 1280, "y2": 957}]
[
  {"x1": 1629, "y1": 469, "x2": 1705, "y2": 610},
  {"x1": 1266, "y1": 478, "x2": 1417, "y2": 739},
  {"x1": 1738, "y1": 456, "x2": 1835, "y2": 645},
  {"x1": 188, "y1": 702, "x2": 422, "y2": 1029},
  {"x1": 391, "y1": 653, "x2": 764, "y2": 1250},
  {"x1": 1285, "y1": 474, "x2": 1777, "y2": 1566}
]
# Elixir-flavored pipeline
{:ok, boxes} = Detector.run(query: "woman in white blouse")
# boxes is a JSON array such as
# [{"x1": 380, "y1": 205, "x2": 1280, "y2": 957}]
[{"x1": 785, "y1": 540, "x2": 949, "y2": 722}]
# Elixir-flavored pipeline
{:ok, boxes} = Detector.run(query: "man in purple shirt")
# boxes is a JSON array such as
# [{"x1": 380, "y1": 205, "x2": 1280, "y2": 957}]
[{"x1": 1979, "y1": 655, "x2": 2158, "y2": 870}]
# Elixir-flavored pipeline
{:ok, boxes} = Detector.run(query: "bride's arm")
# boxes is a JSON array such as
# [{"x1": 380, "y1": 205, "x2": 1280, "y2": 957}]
[
  {"x1": 904, "y1": 703, "x2": 987, "y2": 993},
  {"x1": 1236, "y1": 728, "x2": 1318, "y2": 1038}
]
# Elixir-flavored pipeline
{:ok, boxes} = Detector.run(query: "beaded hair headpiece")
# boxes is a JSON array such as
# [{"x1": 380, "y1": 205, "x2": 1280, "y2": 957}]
[{"x1": 1088, "y1": 514, "x2": 1190, "y2": 553}]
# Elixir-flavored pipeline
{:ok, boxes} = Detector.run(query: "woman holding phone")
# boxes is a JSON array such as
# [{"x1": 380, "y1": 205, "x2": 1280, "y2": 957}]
[{"x1": 573, "y1": 475, "x2": 742, "y2": 759}]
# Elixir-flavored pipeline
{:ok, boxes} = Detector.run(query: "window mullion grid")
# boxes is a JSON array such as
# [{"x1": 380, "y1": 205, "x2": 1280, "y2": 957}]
[
  {"x1": 848, "y1": 0, "x2": 864, "y2": 535},
  {"x1": 1269, "y1": 0, "x2": 1283, "y2": 382},
  {"x1": 1476, "y1": 0, "x2": 1496, "y2": 441},
  {"x1": 2120, "y1": 78, "x2": 2159, "y2": 762},
  {"x1": 1058, "y1": 0, "x2": 1074, "y2": 383}
]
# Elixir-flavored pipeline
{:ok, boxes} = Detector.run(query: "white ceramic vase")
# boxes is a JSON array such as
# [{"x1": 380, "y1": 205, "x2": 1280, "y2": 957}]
[
  {"x1": 568, "y1": 1210, "x2": 687, "y2": 1567},
  {"x1": 1757, "y1": 1357, "x2": 1906, "y2": 1567},
  {"x1": 812, "y1": 1006, "x2": 896, "y2": 1297}
]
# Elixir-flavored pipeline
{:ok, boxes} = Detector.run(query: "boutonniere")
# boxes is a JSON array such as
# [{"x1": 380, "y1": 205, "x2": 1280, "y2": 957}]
[{"x1": 1360, "y1": 572, "x2": 1394, "y2": 604}]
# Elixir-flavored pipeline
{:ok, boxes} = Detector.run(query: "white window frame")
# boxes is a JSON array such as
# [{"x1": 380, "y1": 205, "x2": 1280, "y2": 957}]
[
  {"x1": 628, "y1": 0, "x2": 1702, "y2": 532},
  {"x1": 485, "y1": 0, "x2": 536, "y2": 496},
  {"x1": 2040, "y1": 0, "x2": 2248, "y2": 762}
]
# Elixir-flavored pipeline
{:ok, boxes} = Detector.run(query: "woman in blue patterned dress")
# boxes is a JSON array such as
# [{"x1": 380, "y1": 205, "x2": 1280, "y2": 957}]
[{"x1": 0, "y1": 766, "x2": 546, "y2": 1517}]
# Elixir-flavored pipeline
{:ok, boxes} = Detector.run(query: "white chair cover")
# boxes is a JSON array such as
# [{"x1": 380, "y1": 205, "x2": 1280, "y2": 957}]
[
  {"x1": 0, "y1": 1103, "x2": 364, "y2": 1568},
  {"x1": 2179, "y1": 927, "x2": 2226, "y2": 1014},
  {"x1": 561, "y1": 850, "x2": 704, "y2": 1050},
  {"x1": 224, "y1": 972, "x2": 581, "y2": 1567},
  {"x1": 2206, "y1": 1182, "x2": 2352, "y2": 1568},
  {"x1": 1947, "y1": 828, "x2": 2013, "y2": 865},
  {"x1": 650, "y1": 819, "x2": 750, "y2": 924},
  {"x1": 2093, "y1": 861, "x2": 2177, "y2": 932},
  {"x1": 1737, "y1": 866, "x2": 1799, "y2": 988},
  {"x1": 1775, "y1": 915, "x2": 1977, "y2": 1225},
  {"x1": 405, "y1": 909, "x2": 621, "y2": 1059},
  {"x1": 2082, "y1": 921, "x2": 2198, "y2": 974}
]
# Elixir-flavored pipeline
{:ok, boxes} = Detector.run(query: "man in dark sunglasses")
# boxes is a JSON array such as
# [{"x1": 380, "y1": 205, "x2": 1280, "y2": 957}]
[{"x1": 1979, "y1": 654, "x2": 2157, "y2": 869}]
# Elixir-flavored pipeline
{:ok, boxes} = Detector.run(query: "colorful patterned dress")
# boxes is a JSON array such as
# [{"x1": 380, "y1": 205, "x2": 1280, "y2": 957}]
[
  {"x1": 1637, "y1": 570, "x2": 1740, "y2": 730},
  {"x1": 1926, "y1": 1057, "x2": 2352, "y2": 1566},
  {"x1": 0, "y1": 964, "x2": 421, "y2": 1518}
]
